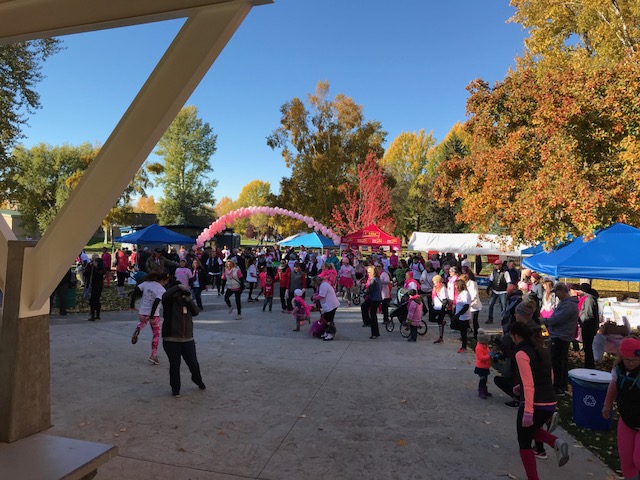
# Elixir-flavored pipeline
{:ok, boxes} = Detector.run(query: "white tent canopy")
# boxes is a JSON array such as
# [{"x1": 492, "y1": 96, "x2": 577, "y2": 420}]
[{"x1": 408, "y1": 232, "x2": 527, "y2": 256}]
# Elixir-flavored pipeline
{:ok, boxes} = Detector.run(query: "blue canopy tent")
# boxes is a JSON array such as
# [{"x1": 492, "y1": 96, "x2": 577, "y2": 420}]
[
  {"x1": 278, "y1": 232, "x2": 338, "y2": 249},
  {"x1": 114, "y1": 223, "x2": 195, "y2": 245},
  {"x1": 522, "y1": 223, "x2": 640, "y2": 281}
]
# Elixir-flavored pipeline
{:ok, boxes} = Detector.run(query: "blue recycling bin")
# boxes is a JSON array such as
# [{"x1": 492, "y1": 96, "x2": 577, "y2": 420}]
[{"x1": 568, "y1": 368, "x2": 612, "y2": 431}]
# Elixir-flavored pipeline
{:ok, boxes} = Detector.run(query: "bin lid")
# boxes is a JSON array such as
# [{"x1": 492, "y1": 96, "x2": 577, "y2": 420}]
[{"x1": 568, "y1": 368, "x2": 611, "y2": 384}]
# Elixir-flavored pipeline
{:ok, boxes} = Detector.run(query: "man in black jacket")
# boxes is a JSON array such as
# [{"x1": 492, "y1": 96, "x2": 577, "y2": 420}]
[{"x1": 160, "y1": 283, "x2": 206, "y2": 398}]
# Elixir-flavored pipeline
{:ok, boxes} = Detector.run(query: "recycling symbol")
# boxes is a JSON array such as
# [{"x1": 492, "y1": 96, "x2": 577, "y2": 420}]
[{"x1": 583, "y1": 395, "x2": 597, "y2": 407}]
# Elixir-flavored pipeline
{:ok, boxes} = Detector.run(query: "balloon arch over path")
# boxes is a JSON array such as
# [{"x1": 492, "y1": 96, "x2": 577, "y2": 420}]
[{"x1": 196, "y1": 206, "x2": 341, "y2": 247}]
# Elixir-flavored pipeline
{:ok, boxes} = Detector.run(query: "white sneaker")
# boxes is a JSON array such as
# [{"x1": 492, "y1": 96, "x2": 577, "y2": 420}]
[
  {"x1": 321, "y1": 332, "x2": 327, "y2": 338},
  {"x1": 323, "y1": 333, "x2": 334, "y2": 341},
  {"x1": 547, "y1": 411, "x2": 560, "y2": 433},
  {"x1": 554, "y1": 438, "x2": 569, "y2": 467},
  {"x1": 236, "y1": 315, "x2": 242, "y2": 320}
]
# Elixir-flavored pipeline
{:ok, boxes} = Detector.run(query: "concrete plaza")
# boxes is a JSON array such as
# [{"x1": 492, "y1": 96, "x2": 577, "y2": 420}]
[{"x1": 46, "y1": 290, "x2": 616, "y2": 480}]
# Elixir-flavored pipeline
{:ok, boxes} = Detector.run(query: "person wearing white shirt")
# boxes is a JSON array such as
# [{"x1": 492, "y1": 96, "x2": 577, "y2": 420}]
[{"x1": 312, "y1": 272, "x2": 339, "y2": 341}]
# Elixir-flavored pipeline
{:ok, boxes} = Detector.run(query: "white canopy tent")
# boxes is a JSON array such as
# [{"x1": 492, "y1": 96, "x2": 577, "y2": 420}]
[{"x1": 408, "y1": 232, "x2": 528, "y2": 256}]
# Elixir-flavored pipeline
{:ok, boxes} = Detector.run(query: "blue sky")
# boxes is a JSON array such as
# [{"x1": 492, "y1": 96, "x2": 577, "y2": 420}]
[{"x1": 20, "y1": 0, "x2": 527, "y2": 203}]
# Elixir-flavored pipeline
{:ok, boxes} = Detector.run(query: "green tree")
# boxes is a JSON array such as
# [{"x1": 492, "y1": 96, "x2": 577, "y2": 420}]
[
  {"x1": 8, "y1": 142, "x2": 151, "y2": 238},
  {"x1": 267, "y1": 81, "x2": 387, "y2": 225},
  {"x1": 234, "y1": 180, "x2": 274, "y2": 238},
  {"x1": 509, "y1": 0, "x2": 640, "y2": 61},
  {"x1": 380, "y1": 129, "x2": 435, "y2": 241},
  {"x1": 0, "y1": 39, "x2": 61, "y2": 202},
  {"x1": 9, "y1": 143, "x2": 97, "y2": 236},
  {"x1": 148, "y1": 105, "x2": 218, "y2": 225}
]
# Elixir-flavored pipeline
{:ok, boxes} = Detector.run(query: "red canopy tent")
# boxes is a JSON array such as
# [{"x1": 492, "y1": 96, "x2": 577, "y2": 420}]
[{"x1": 341, "y1": 224, "x2": 402, "y2": 250}]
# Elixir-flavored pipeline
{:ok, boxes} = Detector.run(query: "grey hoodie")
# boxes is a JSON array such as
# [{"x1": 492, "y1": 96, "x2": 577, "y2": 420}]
[{"x1": 546, "y1": 296, "x2": 579, "y2": 342}]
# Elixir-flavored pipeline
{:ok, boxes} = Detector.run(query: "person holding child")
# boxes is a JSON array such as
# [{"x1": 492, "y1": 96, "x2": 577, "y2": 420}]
[{"x1": 602, "y1": 336, "x2": 640, "y2": 480}]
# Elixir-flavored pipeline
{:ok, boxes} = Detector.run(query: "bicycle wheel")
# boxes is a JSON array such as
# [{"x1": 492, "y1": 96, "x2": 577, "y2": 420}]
[
  {"x1": 385, "y1": 319, "x2": 395, "y2": 332},
  {"x1": 352, "y1": 294, "x2": 361, "y2": 305},
  {"x1": 400, "y1": 322, "x2": 411, "y2": 338},
  {"x1": 417, "y1": 319, "x2": 428, "y2": 336}
]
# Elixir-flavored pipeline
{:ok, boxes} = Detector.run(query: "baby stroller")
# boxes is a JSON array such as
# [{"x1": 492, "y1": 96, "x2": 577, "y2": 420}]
[
  {"x1": 350, "y1": 276, "x2": 368, "y2": 306},
  {"x1": 386, "y1": 290, "x2": 427, "y2": 337}
]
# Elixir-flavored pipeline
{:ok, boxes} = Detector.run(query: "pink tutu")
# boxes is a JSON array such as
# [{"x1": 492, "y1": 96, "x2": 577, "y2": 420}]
[{"x1": 338, "y1": 276, "x2": 354, "y2": 289}]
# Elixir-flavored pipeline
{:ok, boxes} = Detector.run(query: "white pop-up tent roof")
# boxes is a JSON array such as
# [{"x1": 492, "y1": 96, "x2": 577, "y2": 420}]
[{"x1": 408, "y1": 232, "x2": 527, "y2": 256}]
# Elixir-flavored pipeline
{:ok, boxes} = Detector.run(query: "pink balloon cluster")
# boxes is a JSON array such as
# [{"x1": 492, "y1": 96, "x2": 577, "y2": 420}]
[{"x1": 196, "y1": 206, "x2": 341, "y2": 247}]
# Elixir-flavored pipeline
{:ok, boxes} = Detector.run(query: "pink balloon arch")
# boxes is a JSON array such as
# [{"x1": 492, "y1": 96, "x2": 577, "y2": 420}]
[{"x1": 196, "y1": 206, "x2": 341, "y2": 247}]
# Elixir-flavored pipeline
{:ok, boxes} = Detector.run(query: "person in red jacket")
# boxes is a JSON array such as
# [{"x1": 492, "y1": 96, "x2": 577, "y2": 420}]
[
  {"x1": 276, "y1": 263, "x2": 291, "y2": 313},
  {"x1": 475, "y1": 329, "x2": 492, "y2": 399}
]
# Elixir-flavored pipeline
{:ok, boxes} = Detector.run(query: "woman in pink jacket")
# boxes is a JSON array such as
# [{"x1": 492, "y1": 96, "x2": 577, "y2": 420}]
[{"x1": 407, "y1": 289, "x2": 423, "y2": 343}]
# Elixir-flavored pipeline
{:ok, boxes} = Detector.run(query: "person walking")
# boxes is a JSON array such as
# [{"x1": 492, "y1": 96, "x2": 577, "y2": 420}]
[
  {"x1": 486, "y1": 259, "x2": 511, "y2": 324},
  {"x1": 431, "y1": 275, "x2": 449, "y2": 344},
  {"x1": 453, "y1": 279, "x2": 471, "y2": 353},
  {"x1": 85, "y1": 254, "x2": 107, "y2": 321},
  {"x1": 114, "y1": 248, "x2": 129, "y2": 298},
  {"x1": 475, "y1": 329, "x2": 492, "y2": 399},
  {"x1": 312, "y1": 270, "x2": 340, "y2": 341},
  {"x1": 130, "y1": 272, "x2": 170, "y2": 365},
  {"x1": 161, "y1": 283, "x2": 206, "y2": 397},
  {"x1": 602, "y1": 336, "x2": 640, "y2": 480},
  {"x1": 361, "y1": 266, "x2": 382, "y2": 339},
  {"x1": 277, "y1": 262, "x2": 292, "y2": 313},
  {"x1": 190, "y1": 258, "x2": 206, "y2": 310},
  {"x1": 510, "y1": 321, "x2": 570, "y2": 479},
  {"x1": 544, "y1": 282, "x2": 579, "y2": 396},
  {"x1": 245, "y1": 256, "x2": 258, "y2": 302},
  {"x1": 222, "y1": 259, "x2": 244, "y2": 320}
]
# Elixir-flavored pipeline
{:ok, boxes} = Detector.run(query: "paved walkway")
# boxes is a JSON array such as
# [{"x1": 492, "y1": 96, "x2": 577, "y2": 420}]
[{"x1": 47, "y1": 290, "x2": 616, "y2": 479}]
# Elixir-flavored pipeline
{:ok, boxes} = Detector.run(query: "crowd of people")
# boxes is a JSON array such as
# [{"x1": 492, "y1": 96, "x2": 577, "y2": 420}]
[{"x1": 65, "y1": 242, "x2": 640, "y2": 479}]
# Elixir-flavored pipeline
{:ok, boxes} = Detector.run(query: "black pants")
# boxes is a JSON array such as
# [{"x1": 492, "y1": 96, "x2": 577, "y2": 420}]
[
  {"x1": 410, "y1": 324, "x2": 418, "y2": 341},
  {"x1": 550, "y1": 338, "x2": 570, "y2": 389},
  {"x1": 472, "y1": 311, "x2": 479, "y2": 339},
  {"x1": 381, "y1": 298, "x2": 391, "y2": 323},
  {"x1": 494, "y1": 375, "x2": 514, "y2": 398},
  {"x1": 192, "y1": 286, "x2": 203, "y2": 309},
  {"x1": 248, "y1": 282, "x2": 256, "y2": 299},
  {"x1": 581, "y1": 320, "x2": 598, "y2": 369},
  {"x1": 422, "y1": 292, "x2": 433, "y2": 316},
  {"x1": 162, "y1": 340, "x2": 203, "y2": 395},
  {"x1": 459, "y1": 320, "x2": 470, "y2": 349},
  {"x1": 224, "y1": 289, "x2": 242, "y2": 314},
  {"x1": 89, "y1": 286, "x2": 102, "y2": 318},
  {"x1": 516, "y1": 406, "x2": 554, "y2": 450},
  {"x1": 361, "y1": 299, "x2": 381, "y2": 336},
  {"x1": 279, "y1": 285, "x2": 290, "y2": 311}
]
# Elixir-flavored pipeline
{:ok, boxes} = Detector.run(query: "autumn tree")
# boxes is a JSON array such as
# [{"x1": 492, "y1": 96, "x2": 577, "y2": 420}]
[
  {"x1": 135, "y1": 195, "x2": 157, "y2": 214},
  {"x1": 234, "y1": 180, "x2": 274, "y2": 238},
  {"x1": 0, "y1": 39, "x2": 61, "y2": 202},
  {"x1": 380, "y1": 129, "x2": 436, "y2": 240},
  {"x1": 434, "y1": 54, "x2": 640, "y2": 247},
  {"x1": 214, "y1": 196, "x2": 235, "y2": 218},
  {"x1": 267, "y1": 81, "x2": 386, "y2": 225},
  {"x1": 331, "y1": 152, "x2": 395, "y2": 236},
  {"x1": 509, "y1": 0, "x2": 640, "y2": 61},
  {"x1": 148, "y1": 105, "x2": 217, "y2": 225}
]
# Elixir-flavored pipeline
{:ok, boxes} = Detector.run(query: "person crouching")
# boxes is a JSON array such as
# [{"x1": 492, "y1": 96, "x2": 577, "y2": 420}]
[{"x1": 161, "y1": 283, "x2": 206, "y2": 398}]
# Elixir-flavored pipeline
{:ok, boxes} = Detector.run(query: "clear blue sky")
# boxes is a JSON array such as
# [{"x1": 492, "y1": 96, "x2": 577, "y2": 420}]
[{"x1": 20, "y1": 0, "x2": 526, "y2": 203}]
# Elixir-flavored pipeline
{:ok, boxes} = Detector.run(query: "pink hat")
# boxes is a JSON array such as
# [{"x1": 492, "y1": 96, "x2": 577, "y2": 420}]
[{"x1": 619, "y1": 337, "x2": 640, "y2": 358}]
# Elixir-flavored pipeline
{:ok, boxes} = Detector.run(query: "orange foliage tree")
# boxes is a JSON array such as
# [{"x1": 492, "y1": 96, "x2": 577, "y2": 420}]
[
  {"x1": 434, "y1": 54, "x2": 640, "y2": 247},
  {"x1": 331, "y1": 152, "x2": 395, "y2": 236}
]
